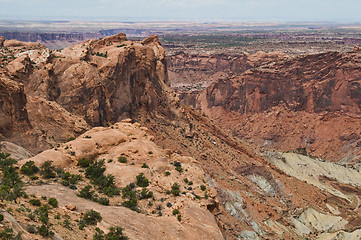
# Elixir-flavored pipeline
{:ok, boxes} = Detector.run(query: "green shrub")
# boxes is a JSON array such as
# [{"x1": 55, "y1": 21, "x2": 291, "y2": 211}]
[
  {"x1": 93, "y1": 226, "x2": 128, "y2": 240},
  {"x1": 136, "y1": 173, "x2": 149, "y2": 187},
  {"x1": 36, "y1": 204, "x2": 50, "y2": 225},
  {"x1": 27, "y1": 212, "x2": 35, "y2": 221},
  {"x1": 30, "y1": 175, "x2": 39, "y2": 180},
  {"x1": 78, "y1": 158, "x2": 92, "y2": 168},
  {"x1": 37, "y1": 225, "x2": 54, "y2": 237},
  {"x1": 171, "y1": 183, "x2": 180, "y2": 196},
  {"x1": 122, "y1": 184, "x2": 138, "y2": 211},
  {"x1": 85, "y1": 160, "x2": 106, "y2": 180},
  {"x1": 48, "y1": 198, "x2": 58, "y2": 208},
  {"x1": 177, "y1": 214, "x2": 181, "y2": 222},
  {"x1": 173, "y1": 162, "x2": 181, "y2": 167},
  {"x1": 82, "y1": 160, "x2": 120, "y2": 200},
  {"x1": 78, "y1": 185, "x2": 94, "y2": 200},
  {"x1": 175, "y1": 166, "x2": 183, "y2": 173},
  {"x1": 83, "y1": 210, "x2": 102, "y2": 225},
  {"x1": 20, "y1": 161, "x2": 39, "y2": 176},
  {"x1": 172, "y1": 209, "x2": 179, "y2": 215},
  {"x1": 118, "y1": 156, "x2": 127, "y2": 163},
  {"x1": 141, "y1": 163, "x2": 149, "y2": 168},
  {"x1": 204, "y1": 192, "x2": 209, "y2": 199},
  {"x1": 93, "y1": 174, "x2": 115, "y2": 189},
  {"x1": 122, "y1": 197, "x2": 138, "y2": 211},
  {"x1": 200, "y1": 185, "x2": 206, "y2": 191},
  {"x1": 0, "y1": 214, "x2": 3, "y2": 221},
  {"x1": 39, "y1": 161, "x2": 56, "y2": 179},
  {"x1": 29, "y1": 199, "x2": 41, "y2": 206},
  {"x1": 79, "y1": 221, "x2": 86, "y2": 230},
  {"x1": 63, "y1": 219, "x2": 72, "y2": 229},
  {"x1": 0, "y1": 226, "x2": 22, "y2": 240},
  {"x1": 0, "y1": 152, "x2": 17, "y2": 169},
  {"x1": 165, "y1": 171, "x2": 170, "y2": 176},
  {"x1": 139, "y1": 188, "x2": 153, "y2": 199},
  {"x1": 67, "y1": 137, "x2": 75, "y2": 142},
  {"x1": 102, "y1": 186, "x2": 120, "y2": 197},
  {"x1": 61, "y1": 171, "x2": 82, "y2": 186},
  {"x1": 0, "y1": 152, "x2": 24, "y2": 202}
]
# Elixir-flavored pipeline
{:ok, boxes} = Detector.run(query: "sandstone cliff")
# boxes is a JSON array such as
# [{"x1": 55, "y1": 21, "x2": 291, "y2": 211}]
[{"x1": 0, "y1": 33, "x2": 177, "y2": 153}]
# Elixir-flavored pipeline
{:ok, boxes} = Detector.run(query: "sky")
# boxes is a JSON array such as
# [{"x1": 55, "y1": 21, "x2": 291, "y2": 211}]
[{"x1": 1, "y1": 0, "x2": 361, "y2": 22}]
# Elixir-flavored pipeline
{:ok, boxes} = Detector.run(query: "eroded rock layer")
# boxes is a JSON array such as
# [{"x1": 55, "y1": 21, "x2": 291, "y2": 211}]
[{"x1": 176, "y1": 50, "x2": 361, "y2": 163}]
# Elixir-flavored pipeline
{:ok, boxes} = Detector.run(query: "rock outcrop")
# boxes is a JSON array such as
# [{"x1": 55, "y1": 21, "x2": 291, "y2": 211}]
[
  {"x1": 23, "y1": 33, "x2": 171, "y2": 126},
  {"x1": 0, "y1": 141, "x2": 33, "y2": 160},
  {"x1": 0, "y1": 33, "x2": 176, "y2": 152}
]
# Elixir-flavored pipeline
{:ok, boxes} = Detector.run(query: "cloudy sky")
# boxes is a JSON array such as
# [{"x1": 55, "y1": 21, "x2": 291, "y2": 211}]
[{"x1": 1, "y1": 0, "x2": 361, "y2": 22}]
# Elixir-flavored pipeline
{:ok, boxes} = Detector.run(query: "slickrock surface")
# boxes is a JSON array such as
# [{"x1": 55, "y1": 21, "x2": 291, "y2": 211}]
[{"x1": 19, "y1": 121, "x2": 223, "y2": 240}]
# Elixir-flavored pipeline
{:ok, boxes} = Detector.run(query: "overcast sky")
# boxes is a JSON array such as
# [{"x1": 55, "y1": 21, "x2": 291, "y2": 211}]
[{"x1": 1, "y1": 0, "x2": 361, "y2": 22}]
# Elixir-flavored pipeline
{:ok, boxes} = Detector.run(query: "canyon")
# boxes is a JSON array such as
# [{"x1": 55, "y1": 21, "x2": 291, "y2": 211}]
[
  {"x1": 169, "y1": 50, "x2": 361, "y2": 165},
  {"x1": 0, "y1": 32, "x2": 360, "y2": 240}
]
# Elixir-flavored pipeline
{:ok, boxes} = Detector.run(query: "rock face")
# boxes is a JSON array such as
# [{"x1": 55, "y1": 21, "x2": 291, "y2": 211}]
[
  {"x1": 22, "y1": 33, "x2": 170, "y2": 126},
  {"x1": 178, "y1": 51, "x2": 361, "y2": 163},
  {"x1": 0, "y1": 76, "x2": 30, "y2": 138},
  {"x1": 0, "y1": 33, "x2": 175, "y2": 152}
]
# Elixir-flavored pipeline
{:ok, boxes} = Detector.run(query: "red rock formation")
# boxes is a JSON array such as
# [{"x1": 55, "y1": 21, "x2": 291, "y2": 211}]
[
  {"x1": 21, "y1": 33, "x2": 172, "y2": 126},
  {"x1": 0, "y1": 33, "x2": 177, "y2": 152},
  {"x1": 179, "y1": 51, "x2": 361, "y2": 163}
]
